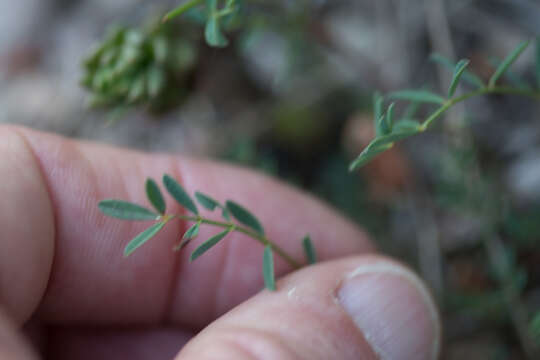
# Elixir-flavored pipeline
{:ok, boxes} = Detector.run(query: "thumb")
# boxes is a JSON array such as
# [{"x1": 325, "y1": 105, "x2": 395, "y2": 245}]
[{"x1": 177, "y1": 256, "x2": 440, "y2": 360}]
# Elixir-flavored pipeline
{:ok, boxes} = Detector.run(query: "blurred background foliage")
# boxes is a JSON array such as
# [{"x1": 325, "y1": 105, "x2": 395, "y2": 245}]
[{"x1": 1, "y1": 0, "x2": 539, "y2": 358}]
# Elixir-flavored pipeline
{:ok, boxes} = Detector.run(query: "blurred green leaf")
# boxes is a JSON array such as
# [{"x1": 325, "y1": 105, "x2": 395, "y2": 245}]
[
  {"x1": 263, "y1": 245, "x2": 276, "y2": 291},
  {"x1": 124, "y1": 221, "x2": 166, "y2": 256},
  {"x1": 174, "y1": 221, "x2": 201, "y2": 251},
  {"x1": 185, "y1": 221, "x2": 201, "y2": 240},
  {"x1": 221, "y1": 208, "x2": 232, "y2": 222},
  {"x1": 488, "y1": 56, "x2": 531, "y2": 90},
  {"x1": 190, "y1": 228, "x2": 231, "y2": 261},
  {"x1": 205, "y1": 0, "x2": 228, "y2": 47},
  {"x1": 489, "y1": 40, "x2": 530, "y2": 88},
  {"x1": 195, "y1": 191, "x2": 220, "y2": 211},
  {"x1": 349, "y1": 125, "x2": 422, "y2": 171},
  {"x1": 205, "y1": 17, "x2": 229, "y2": 47},
  {"x1": 448, "y1": 59, "x2": 470, "y2": 97},
  {"x1": 389, "y1": 90, "x2": 446, "y2": 105},
  {"x1": 430, "y1": 53, "x2": 484, "y2": 88},
  {"x1": 226, "y1": 200, "x2": 265, "y2": 235},
  {"x1": 99, "y1": 200, "x2": 159, "y2": 220},
  {"x1": 349, "y1": 140, "x2": 394, "y2": 171},
  {"x1": 393, "y1": 119, "x2": 421, "y2": 132},
  {"x1": 163, "y1": 174, "x2": 199, "y2": 215},
  {"x1": 373, "y1": 92, "x2": 384, "y2": 136},
  {"x1": 163, "y1": 0, "x2": 204, "y2": 22},
  {"x1": 145, "y1": 178, "x2": 166, "y2": 214},
  {"x1": 302, "y1": 235, "x2": 317, "y2": 264},
  {"x1": 386, "y1": 102, "x2": 395, "y2": 130}
]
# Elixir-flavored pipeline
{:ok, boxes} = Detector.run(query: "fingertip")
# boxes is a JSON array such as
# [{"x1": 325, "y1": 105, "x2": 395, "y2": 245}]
[{"x1": 178, "y1": 256, "x2": 440, "y2": 360}]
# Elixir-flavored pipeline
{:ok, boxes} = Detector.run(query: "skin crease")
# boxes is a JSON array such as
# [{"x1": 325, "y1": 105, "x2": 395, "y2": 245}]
[{"x1": 0, "y1": 125, "x2": 438, "y2": 360}]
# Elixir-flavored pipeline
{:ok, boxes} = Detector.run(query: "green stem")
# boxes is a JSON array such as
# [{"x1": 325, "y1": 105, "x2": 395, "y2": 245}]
[
  {"x1": 419, "y1": 86, "x2": 540, "y2": 131},
  {"x1": 163, "y1": 0, "x2": 204, "y2": 22},
  {"x1": 170, "y1": 214, "x2": 302, "y2": 269}
]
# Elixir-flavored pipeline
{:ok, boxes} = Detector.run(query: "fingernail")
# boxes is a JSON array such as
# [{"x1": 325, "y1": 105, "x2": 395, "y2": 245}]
[{"x1": 337, "y1": 262, "x2": 440, "y2": 360}]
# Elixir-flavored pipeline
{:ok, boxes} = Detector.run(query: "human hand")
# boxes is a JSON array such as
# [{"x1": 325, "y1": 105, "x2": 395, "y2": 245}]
[{"x1": 0, "y1": 126, "x2": 440, "y2": 360}]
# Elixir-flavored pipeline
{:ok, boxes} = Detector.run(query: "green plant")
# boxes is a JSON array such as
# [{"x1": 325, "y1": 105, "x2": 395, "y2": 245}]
[
  {"x1": 98, "y1": 175, "x2": 316, "y2": 291},
  {"x1": 349, "y1": 40, "x2": 540, "y2": 171},
  {"x1": 81, "y1": 23, "x2": 197, "y2": 111}
]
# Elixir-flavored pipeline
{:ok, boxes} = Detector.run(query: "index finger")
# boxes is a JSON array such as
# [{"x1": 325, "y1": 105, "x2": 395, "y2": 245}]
[{"x1": 0, "y1": 126, "x2": 373, "y2": 329}]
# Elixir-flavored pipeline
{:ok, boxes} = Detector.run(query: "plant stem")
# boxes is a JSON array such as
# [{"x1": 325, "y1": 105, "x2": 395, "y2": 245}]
[
  {"x1": 170, "y1": 214, "x2": 302, "y2": 269},
  {"x1": 420, "y1": 86, "x2": 540, "y2": 131},
  {"x1": 163, "y1": 0, "x2": 204, "y2": 22}
]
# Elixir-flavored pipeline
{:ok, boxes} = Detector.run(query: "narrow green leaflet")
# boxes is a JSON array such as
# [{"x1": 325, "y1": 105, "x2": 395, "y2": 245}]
[
  {"x1": 430, "y1": 53, "x2": 484, "y2": 88},
  {"x1": 226, "y1": 201, "x2": 265, "y2": 235},
  {"x1": 124, "y1": 221, "x2": 166, "y2": 256},
  {"x1": 488, "y1": 56, "x2": 530, "y2": 89},
  {"x1": 183, "y1": 221, "x2": 201, "y2": 240},
  {"x1": 488, "y1": 40, "x2": 530, "y2": 88},
  {"x1": 348, "y1": 140, "x2": 393, "y2": 171},
  {"x1": 99, "y1": 199, "x2": 159, "y2": 220},
  {"x1": 376, "y1": 102, "x2": 393, "y2": 136},
  {"x1": 145, "y1": 178, "x2": 166, "y2": 214},
  {"x1": 190, "y1": 228, "x2": 231, "y2": 261},
  {"x1": 174, "y1": 221, "x2": 201, "y2": 251},
  {"x1": 386, "y1": 102, "x2": 395, "y2": 131},
  {"x1": 205, "y1": 17, "x2": 228, "y2": 47},
  {"x1": 163, "y1": 174, "x2": 199, "y2": 215},
  {"x1": 302, "y1": 235, "x2": 317, "y2": 264},
  {"x1": 375, "y1": 115, "x2": 388, "y2": 136},
  {"x1": 205, "y1": 0, "x2": 228, "y2": 48},
  {"x1": 373, "y1": 92, "x2": 384, "y2": 136},
  {"x1": 393, "y1": 119, "x2": 421, "y2": 132},
  {"x1": 221, "y1": 207, "x2": 232, "y2": 222},
  {"x1": 163, "y1": 0, "x2": 203, "y2": 22},
  {"x1": 448, "y1": 59, "x2": 470, "y2": 97},
  {"x1": 388, "y1": 90, "x2": 446, "y2": 105},
  {"x1": 195, "y1": 191, "x2": 220, "y2": 211},
  {"x1": 349, "y1": 125, "x2": 422, "y2": 171},
  {"x1": 263, "y1": 245, "x2": 276, "y2": 291}
]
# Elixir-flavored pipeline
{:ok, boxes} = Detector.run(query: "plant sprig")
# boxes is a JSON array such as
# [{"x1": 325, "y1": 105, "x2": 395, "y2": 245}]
[
  {"x1": 348, "y1": 39, "x2": 540, "y2": 172},
  {"x1": 99, "y1": 175, "x2": 317, "y2": 291}
]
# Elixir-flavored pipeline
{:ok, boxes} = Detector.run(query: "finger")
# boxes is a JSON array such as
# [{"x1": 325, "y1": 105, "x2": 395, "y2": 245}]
[
  {"x1": 45, "y1": 327, "x2": 192, "y2": 360},
  {"x1": 178, "y1": 256, "x2": 441, "y2": 360},
  {"x1": 0, "y1": 125, "x2": 373, "y2": 328},
  {"x1": 0, "y1": 308, "x2": 38, "y2": 360}
]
